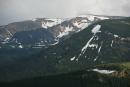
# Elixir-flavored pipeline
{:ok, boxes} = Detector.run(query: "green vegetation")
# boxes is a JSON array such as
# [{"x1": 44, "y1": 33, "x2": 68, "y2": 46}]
[
  {"x1": 1, "y1": 62, "x2": 130, "y2": 87},
  {"x1": 0, "y1": 18, "x2": 130, "y2": 86}
]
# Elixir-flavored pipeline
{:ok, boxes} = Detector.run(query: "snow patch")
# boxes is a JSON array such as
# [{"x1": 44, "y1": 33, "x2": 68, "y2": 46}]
[
  {"x1": 81, "y1": 36, "x2": 95, "y2": 54},
  {"x1": 41, "y1": 19, "x2": 63, "y2": 29},
  {"x1": 18, "y1": 45, "x2": 23, "y2": 48},
  {"x1": 92, "y1": 69, "x2": 116, "y2": 74},
  {"x1": 111, "y1": 40, "x2": 114, "y2": 47},
  {"x1": 4, "y1": 38, "x2": 10, "y2": 41},
  {"x1": 35, "y1": 44, "x2": 45, "y2": 47},
  {"x1": 58, "y1": 32, "x2": 68, "y2": 38},
  {"x1": 94, "y1": 57, "x2": 98, "y2": 62},
  {"x1": 64, "y1": 26, "x2": 73, "y2": 32},
  {"x1": 88, "y1": 44, "x2": 98, "y2": 48},
  {"x1": 97, "y1": 17, "x2": 109, "y2": 20},
  {"x1": 70, "y1": 56, "x2": 76, "y2": 61},
  {"x1": 57, "y1": 26, "x2": 73, "y2": 38},
  {"x1": 78, "y1": 15, "x2": 109, "y2": 21},
  {"x1": 50, "y1": 41, "x2": 59, "y2": 46},
  {"x1": 92, "y1": 25, "x2": 101, "y2": 34},
  {"x1": 114, "y1": 34, "x2": 119, "y2": 38},
  {"x1": 73, "y1": 20, "x2": 89, "y2": 29},
  {"x1": 88, "y1": 16, "x2": 95, "y2": 21},
  {"x1": 76, "y1": 58, "x2": 79, "y2": 62},
  {"x1": 98, "y1": 42, "x2": 103, "y2": 54}
]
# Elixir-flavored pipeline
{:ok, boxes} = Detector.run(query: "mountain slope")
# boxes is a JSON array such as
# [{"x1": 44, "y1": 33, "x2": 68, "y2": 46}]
[
  {"x1": 40, "y1": 17, "x2": 130, "y2": 72},
  {"x1": 8, "y1": 29, "x2": 56, "y2": 48},
  {"x1": 0, "y1": 17, "x2": 130, "y2": 82}
]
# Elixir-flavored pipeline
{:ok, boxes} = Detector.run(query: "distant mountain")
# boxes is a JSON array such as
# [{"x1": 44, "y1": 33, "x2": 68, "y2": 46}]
[
  {"x1": 8, "y1": 29, "x2": 56, "y2": 48},
  {"x1": 0, "y1": 17, "x2": 130, "y2": 82},
  {"x1": 0, "y1": 14, "x2": 125, "y2": 48}
]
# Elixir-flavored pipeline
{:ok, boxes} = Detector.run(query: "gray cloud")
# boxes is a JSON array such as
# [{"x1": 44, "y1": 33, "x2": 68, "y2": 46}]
[{"x1": 0, "y1": 0, "x2": 130, "y2": 25}]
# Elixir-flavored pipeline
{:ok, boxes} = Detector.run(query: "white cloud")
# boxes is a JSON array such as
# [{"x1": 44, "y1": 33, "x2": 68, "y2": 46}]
[{"x1": 0, "y1": 0, "x2": 130, "y2": 25}]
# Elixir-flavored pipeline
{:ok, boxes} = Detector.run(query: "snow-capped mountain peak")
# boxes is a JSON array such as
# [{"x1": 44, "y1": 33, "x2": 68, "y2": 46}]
[
  {"x1": 0, "y1": 14, "x2": 126, "y2": 49},
  {"x1": 78, "y1": 14, "x2": 109, "y2": 21},
  {"x1": 40, "y1": 18, "x2": 64, "y2": 29},
  {"x1": 57, "y1": 26, "x2": 73, "y2": 38}
]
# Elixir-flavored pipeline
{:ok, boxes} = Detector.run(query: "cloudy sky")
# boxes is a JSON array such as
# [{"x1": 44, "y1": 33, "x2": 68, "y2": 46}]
[{"x1": 0, "y1": 0, "x2": 130, "y2": 25}]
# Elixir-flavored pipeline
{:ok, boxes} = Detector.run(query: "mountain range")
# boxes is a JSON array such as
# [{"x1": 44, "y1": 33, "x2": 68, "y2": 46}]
[
  {"x1": 0, "y1": 14, "x2": 130, "y2": 87},
  {"x1": 0, "y1": 14, "x2": 125, "y2": 48}
]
